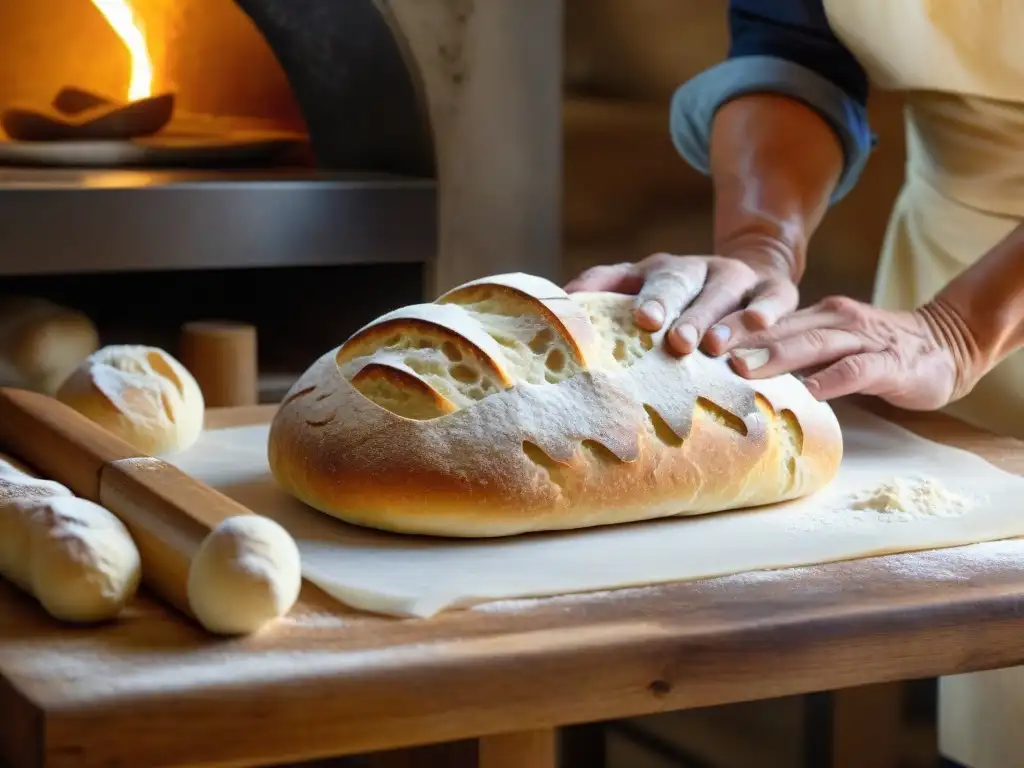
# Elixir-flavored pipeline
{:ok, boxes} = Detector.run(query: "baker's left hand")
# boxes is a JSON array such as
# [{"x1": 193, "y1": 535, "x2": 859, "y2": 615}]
[{"x1": 727, "y1": 296, "x2": 974, "y2": 410}]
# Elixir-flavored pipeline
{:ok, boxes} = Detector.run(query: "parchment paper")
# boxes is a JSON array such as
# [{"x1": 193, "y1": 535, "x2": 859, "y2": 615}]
[{"x1": 167, "y1": 405, "x2": 1024, "y2": 618}]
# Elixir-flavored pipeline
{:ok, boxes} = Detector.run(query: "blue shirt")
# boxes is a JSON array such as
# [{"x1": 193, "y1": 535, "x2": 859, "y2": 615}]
[{"x1": 670, "y1": 0, "x2": 875, "y2": 203}]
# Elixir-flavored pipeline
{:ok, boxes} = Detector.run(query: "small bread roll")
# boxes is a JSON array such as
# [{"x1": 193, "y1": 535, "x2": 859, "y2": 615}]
[
  {"x1": 56, "y1": 345, "x2": 205, "y2": 456},
  {"x1": 0, "y1": 457, "x2": 141, "y2": 623},
  {"x1": 188, "y1": 515, "x2": 302, "y2": 635},
  {"x1": 0, "y1": 296, "x2": 100, "y2": 394}
]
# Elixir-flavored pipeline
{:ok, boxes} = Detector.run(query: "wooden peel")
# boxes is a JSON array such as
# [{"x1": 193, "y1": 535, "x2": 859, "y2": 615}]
[
  {"x1": 0, "y1": 387, "x2": 296, "y2": 629},
  {"x1": 51, "y1": 87, "x2": 112, "y2": 116},
  {"x1": 1, "y1": 90, "x2": 175, "y2": 142}
]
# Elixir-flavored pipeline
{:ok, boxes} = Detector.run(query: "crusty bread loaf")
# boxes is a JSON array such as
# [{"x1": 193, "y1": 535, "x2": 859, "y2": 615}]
[
  {"x1": 56, "y1": 345, "x2": 205, "y2": 456},
  {"x1": 268, "y1": 273, "x2": 843, "y2": 537},
  {"x1": 0, "y1": 296, "x2": 100, "y2": 395}
]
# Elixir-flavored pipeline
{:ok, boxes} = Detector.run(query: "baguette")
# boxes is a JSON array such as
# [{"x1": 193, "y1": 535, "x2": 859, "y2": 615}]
[
  {"x1": 268, "y1": 274, "x2": 843, "y2": 537},
  {"x1": 0, "y1": 454, "x2": 141, "y2": 622}
]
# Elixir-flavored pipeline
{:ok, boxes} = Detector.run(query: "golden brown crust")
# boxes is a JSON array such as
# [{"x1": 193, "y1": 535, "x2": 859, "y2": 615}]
[
  {"x1": 55, "y1": 345, "x2": 206, "y2": 456},
  {"x1": 268, "y1": 274, "x2": 843, "y2": 537}
]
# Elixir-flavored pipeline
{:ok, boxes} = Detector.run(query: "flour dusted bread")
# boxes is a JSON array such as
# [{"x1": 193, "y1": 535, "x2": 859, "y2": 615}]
[
  {"x1": 56, "y1": 345, "x2": 205, "y2": 456},
  {"x1": 0, "y1": 296, "x2": 100, "y2": 394},
  {"x1": 0, "y1": 454, "x2": 141, "y2": 622},
  {"x1": 269, "y1": 273, "x2": 844, "y2": 537}
]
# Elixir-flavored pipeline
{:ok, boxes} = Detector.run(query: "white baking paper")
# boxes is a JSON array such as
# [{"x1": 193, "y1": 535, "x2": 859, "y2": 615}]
[{"x1": 166, "y1": 405, "x2": 1024, "y2": 618}]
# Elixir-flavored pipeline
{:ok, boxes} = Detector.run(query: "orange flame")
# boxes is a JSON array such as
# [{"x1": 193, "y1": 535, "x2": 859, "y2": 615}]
[{"x1": 89, "y1": 0, "x2": 153, "y2": 100}]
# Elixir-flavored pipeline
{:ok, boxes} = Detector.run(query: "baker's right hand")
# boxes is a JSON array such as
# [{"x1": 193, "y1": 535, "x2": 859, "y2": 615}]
[{"x1": 564, "y1": 252, "x2": 799, "y2": 357}]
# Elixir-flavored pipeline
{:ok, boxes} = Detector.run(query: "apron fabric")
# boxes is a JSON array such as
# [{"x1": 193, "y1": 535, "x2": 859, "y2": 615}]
[{"x1": 822, "y1": 2, "x2": 1024, "y2": 766}]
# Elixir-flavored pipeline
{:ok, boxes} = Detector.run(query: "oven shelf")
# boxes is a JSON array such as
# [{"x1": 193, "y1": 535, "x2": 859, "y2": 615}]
[{"x1": 0, "y1": 168, "x2": 436, "y2": 276}]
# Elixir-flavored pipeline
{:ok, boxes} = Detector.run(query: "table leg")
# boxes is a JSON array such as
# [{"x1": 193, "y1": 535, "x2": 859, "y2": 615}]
[
  {"x1": 831, "y1": 682, "x2": 903, "y2": 768},
  {"x1": 359, "y1": 729, "x2": 556, "y2": 768},
  {"x1": 357, "y1": 740, "x2": 477, "y2": 767},
  {"x1": 478, "y1": 729, "x2": 557, "y2": 768}
]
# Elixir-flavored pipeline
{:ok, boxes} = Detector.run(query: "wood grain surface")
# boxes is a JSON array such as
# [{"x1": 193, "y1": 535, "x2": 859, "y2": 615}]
[{"x1": 1, "y1": 400, "x2": 1024, "y2": 767}]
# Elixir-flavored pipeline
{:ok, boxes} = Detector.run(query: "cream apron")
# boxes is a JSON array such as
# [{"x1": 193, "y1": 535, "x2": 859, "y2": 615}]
[{"x1": 823, "y1": 2, "x2": 1024, "y2": 766}]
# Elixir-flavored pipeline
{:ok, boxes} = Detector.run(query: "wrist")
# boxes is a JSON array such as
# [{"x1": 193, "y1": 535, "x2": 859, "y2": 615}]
[
  {"x1": 916, "y1": 298, "x2": 985, "y2": 402},
  {"x1": 713, "y1": 170, "x2": 809, "y2": 281},
  {"x1": 932, "y1": 223, "x2": 1024, "y2": 377},
  {"x1": 716, "y1": 225, "x2": 806, "y2": 281}
]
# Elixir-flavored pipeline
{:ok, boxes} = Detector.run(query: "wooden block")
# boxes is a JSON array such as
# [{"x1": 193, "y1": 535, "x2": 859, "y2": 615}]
[{"x1": 180, "y1": 320, "x2": 259, "y2": 408}]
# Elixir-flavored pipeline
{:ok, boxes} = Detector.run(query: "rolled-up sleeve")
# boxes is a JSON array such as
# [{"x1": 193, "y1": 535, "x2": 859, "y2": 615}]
[{"x1": 670, "y1": 0, "x2": 875, "y2": 203}]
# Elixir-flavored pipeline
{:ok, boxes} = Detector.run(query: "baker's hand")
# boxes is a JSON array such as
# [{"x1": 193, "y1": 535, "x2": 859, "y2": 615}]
[
  {"x1": 564, "y1": 252, "x2": 799, "y2": 356},
  {"x1": 728, "y1": 296, "x2": 976, "y2": 410}
]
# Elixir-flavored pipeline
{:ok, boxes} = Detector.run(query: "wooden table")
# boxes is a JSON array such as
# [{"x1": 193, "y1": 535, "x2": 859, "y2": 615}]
[{"x1": 2, "y1": 404, "x2": 1024, "y2": 768}]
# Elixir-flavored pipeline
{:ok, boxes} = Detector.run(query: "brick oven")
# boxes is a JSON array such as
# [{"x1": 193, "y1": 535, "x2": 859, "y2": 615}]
[{"x1": 0, "y1": 0, "x2": 563, "y2": 399}]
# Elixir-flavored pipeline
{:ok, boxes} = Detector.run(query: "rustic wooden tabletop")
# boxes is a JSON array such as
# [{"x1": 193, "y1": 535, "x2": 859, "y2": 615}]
[{"x1": 1, "y1": 403, "x2": 1023, "y2": 768}]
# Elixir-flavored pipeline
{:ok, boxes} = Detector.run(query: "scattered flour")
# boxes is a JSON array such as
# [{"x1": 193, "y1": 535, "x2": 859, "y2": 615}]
[
  {"x1": 843, "y1": 475, "x2": 978, "y2": 523},
  {"x1": 470, "y1": 588, "x2": 621, "y2": 614},
  {"x1": 279, "y1": 609, "x2": 352, "y2": 630}
]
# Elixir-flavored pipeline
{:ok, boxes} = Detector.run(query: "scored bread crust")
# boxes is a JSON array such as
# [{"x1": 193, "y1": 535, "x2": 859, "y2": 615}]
[
  {"x1": 438, "y1": 273, "x2": 602, "y2": 367},
  {"x1": 268, "y1": 274, "x2": 843, "y2": 537},
  {"x1": 56, "y1": 345, "x2": 206, "y2": 456},
  {"x1": 349, "y1": 362, "x2": 458, "y2": 420}
]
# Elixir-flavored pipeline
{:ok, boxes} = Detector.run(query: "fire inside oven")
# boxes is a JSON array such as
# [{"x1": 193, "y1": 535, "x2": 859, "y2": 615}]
[
  {"x1": 0, "y1": 0, "x2": 435, "y2": 399},
  {"x1": 0, "y1": 0, "x2": 435, "y2": 268},
  {"x1": 0, "y1": 0, "x2": 308, "y2": 166}
]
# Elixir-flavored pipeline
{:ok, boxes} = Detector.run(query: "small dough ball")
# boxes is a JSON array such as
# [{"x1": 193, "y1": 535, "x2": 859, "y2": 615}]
[
  {"x1": 56, "y1": 345, "x2": 205, "y2": 456},
  {"x1": 188, "y1": 515, "x2": 301, "y2": 636},
  {"x1": 8, "y1": 496, "x2": 142, "y2": 623}
]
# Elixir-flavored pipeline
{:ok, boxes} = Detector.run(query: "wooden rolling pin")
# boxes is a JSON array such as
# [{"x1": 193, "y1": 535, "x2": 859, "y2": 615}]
[{"x1": 0, "y1": 387, "x2": 302, "y2": 635}]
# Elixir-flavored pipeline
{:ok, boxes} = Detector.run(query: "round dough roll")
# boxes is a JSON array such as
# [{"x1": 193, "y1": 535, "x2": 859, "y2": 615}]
[
  {"x1": 56, "y1": 345, "x2": 205, "y2": 456},
  {"x1": 188, "y1": 515, "x2": 302, "y2": 635}
]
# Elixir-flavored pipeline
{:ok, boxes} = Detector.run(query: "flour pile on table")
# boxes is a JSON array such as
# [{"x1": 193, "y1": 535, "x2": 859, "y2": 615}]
[{"x1": 844, "y1": 476, "x2": 978, "y2": 523}]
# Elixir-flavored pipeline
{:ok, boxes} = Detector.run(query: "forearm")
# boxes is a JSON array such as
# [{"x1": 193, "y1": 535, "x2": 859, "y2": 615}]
[
  {"x1": 670, "y1": 4, "x2": 874, "y2": 281},
  {"x1": 931, "y1": 222, "x2": 1024, "y2": 385},
  {"x1": 709, "y1": 93, "x2": 844, "y2": 281}
]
